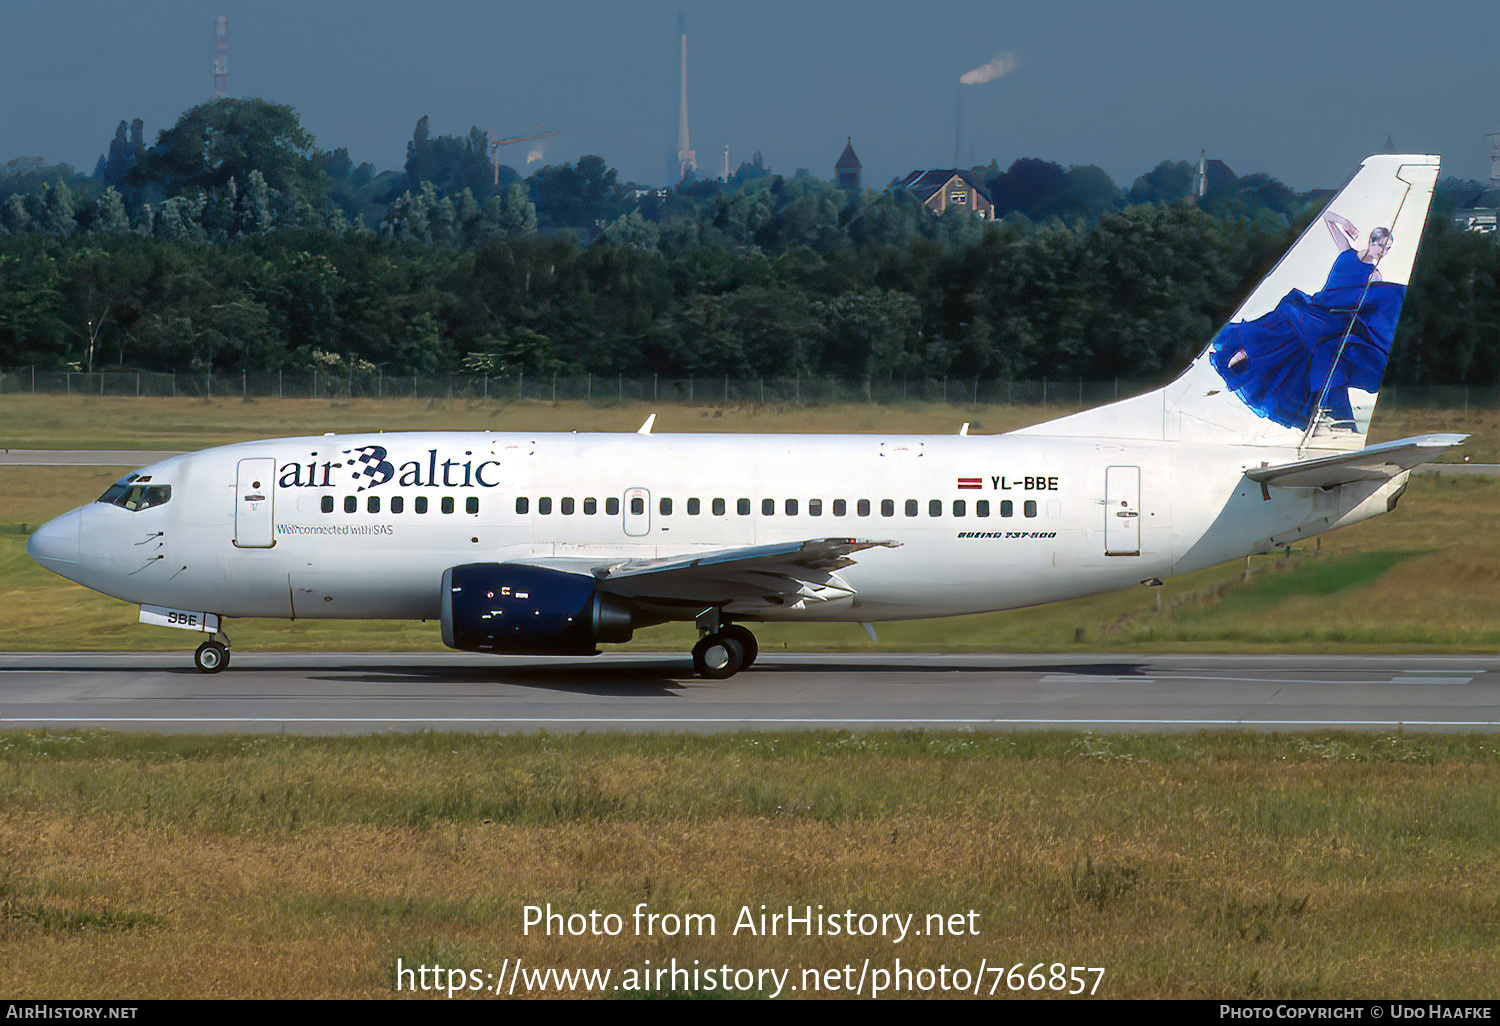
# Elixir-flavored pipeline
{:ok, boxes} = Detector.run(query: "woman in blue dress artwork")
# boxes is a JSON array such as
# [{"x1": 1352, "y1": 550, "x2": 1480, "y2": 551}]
[{"x1": 1210, "y1": 211, "x2": 1405, "y2": 430}]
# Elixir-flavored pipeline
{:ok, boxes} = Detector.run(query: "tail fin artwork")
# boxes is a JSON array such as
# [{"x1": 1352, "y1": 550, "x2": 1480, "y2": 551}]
[{"x1": 1018, "y1": 154, "x2": 1440, "y2": 450}]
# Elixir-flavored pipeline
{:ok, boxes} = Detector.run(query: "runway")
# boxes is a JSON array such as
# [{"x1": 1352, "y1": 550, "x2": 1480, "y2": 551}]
[{"x1": 1, "y1": 651, "x2": 1495, "y2": 734}]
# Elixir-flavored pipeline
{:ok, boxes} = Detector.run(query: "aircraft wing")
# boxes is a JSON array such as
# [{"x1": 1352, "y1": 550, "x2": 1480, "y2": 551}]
[
  {"x1": 512, "y1": 537, "x2": 900, "y2": 613},
  {"x1": 1245, "y1": 433, "x2": 1468, "y2": 489}
]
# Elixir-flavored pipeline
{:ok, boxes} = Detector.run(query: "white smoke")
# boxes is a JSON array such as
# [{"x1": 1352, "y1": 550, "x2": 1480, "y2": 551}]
[
  {"x1": 960, "y1": 51, "x2": 1016, "y2": 85},
  {"x1": 527, "y1": 147, "x2": 545, "y2": 164}
]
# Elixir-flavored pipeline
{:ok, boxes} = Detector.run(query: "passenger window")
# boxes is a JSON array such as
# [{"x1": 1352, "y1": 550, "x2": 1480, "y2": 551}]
[
  {"x1": 905, "y1": 500, "x2": 918, "y2": 517},
  {"x1": 584, "y1": 498, "x2": 597, "y2": 515},
  {"x1": 344, "y1": 496, "x2": 357, "y2": 514},
  {"x1": 737, "y1": 499, "x2": 751, "y2": 516},
  {"x1": 881, "y1": 500, "x2": 894, "y2": 517},
  {"x1": 561, "y1": 497, "x2": 574, "y2": 515},
  {"x1": 929, "y1": 499, "x2": 942, "y2": 517},
  {"x1": 858, "y1": 499, "x2": 871, "y2": 517},
  {"x1": 321, "y1": 495, "x2": 334, "y2": 514},
  {"x1": 367, "y1": 496, "x2": 380, "y2": 514},
  {"x1": 809, "y1": 499, "x2": 822, "y2": 517},
  {"x1": 391, "y1": 496, "x2": 404, "y2": 514},
  {"x1": 660, "y1": 498, "x2": 672, "y2": 516},
  {"x1": 606, "y1": 497, "x2": 620, "y2": 516},
  {"x1": 1024, "y1": 500, "x2": 1038, "y2": 518},
  {"x1": 785, "y1": 498, "x2": 797, "y2": 516},
  {"x1": 761, "y1": 499, "x2": 774, "y2": 516},
  {"x1": 1000, "y1": 500, "x2": 1013, "y2": 518},
  {"x1": 630, "y1": 496, "x2": 644, "y2": 515},
  {"x1": 539, "y1": 497, "x2": 552, "y2": 515},
  {"x1": 516, "y1": 497, "x2": 529, "y2": 515},
  {"x1": 687, "y1": 498, "x2": 700, "y2": 515},
  {"x1": 416, "y1": 496, "x2": 428, "y2": 514},
  {"x1": 953, "y1": 500, "x2": 965, "y2": 517},
  {"x1": 976, "y1": 500, "x2": 989, "y2": 517},
  {"x1": 832, "y1": 499, "x2": 846, "y2": 517},
  {"x1": 442, "y1": 496, "x2": 455, "y2": 514},
  {"x1": 466, "y1": 497, "x2": 479, "y2": 515}
]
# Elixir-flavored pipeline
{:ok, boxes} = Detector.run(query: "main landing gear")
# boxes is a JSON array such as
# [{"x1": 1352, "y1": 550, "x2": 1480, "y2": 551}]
[
  {"x1": 691, "y1": 614, "x2": 758, "y2": 679},
  {"x1": 194, "y1": 631, "x2": 231, "y2": 673}
]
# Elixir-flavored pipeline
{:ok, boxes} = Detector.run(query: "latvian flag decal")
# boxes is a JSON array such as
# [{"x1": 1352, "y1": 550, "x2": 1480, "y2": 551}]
[{"x1": 957, "y1": 477, "x2": 982, "y2": 490}]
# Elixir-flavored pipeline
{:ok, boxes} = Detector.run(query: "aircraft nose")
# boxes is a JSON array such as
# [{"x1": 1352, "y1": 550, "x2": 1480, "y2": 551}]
[{"x1": 27, "y1": 508, "x2": 83, "y2": 568}]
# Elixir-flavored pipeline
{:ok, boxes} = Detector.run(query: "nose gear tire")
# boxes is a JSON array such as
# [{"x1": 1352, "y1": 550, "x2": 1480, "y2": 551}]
[{"x1": 194, "y1": 640, "x2": 229, "y2": 673}]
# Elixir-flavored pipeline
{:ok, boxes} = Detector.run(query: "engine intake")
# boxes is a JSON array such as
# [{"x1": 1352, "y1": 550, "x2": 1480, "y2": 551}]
[{"x1": 441, "y1": 563, "x2": 635, "y2": 655}]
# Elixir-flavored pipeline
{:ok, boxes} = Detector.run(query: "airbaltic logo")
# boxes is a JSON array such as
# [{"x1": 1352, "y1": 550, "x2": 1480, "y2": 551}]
[
  {"x1": 277, "y1": 446, "x2": 505, "y2": 490},
  {"x1": 346, "y1": 446, "x2": 395, "y2": 491}
]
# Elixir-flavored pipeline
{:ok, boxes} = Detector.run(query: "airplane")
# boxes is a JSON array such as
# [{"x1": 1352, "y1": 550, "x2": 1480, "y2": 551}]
[{"x1": 27, "y1": 154, "x2": 1466, "y2": 678}]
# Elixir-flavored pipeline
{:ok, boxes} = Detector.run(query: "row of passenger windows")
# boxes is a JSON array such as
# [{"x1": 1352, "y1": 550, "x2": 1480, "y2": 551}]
[
  {"x1": 321, "y1": 495, "x2": 479, "y2": 515},
  {"x1": 318, "y1": 494, "x2": 1043, "y2": 519},
  {"x1": 517, "y1": 496, "x2": 1041, "y2": 519}
]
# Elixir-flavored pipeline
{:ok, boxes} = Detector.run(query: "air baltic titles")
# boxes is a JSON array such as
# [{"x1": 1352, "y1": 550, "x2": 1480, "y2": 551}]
[{"x1": 28, "y1": 155, "x2": 1465, "y2": 677}]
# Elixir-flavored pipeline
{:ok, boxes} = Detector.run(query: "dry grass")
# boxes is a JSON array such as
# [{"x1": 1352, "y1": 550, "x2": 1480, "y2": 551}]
[
  {"x1": 0, "y1": 731, "x2": 1495, "y2": 998},
  {"x1": 1, "y1": 394, "x2": 1493, "y2": 459},
  {"x1": 0, "y1": 394, "x2": 1066, "y2": 450}
]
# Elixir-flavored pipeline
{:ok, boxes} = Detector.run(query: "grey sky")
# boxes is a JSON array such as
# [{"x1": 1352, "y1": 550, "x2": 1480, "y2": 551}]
[{"x1": 3, "y1": 0, "x2": 1496, "y2": 191}]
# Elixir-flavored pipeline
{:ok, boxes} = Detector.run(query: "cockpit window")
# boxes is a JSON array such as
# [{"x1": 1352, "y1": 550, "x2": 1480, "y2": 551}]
[{"x1": 97, "y1": 476, "x2": 171, "y2": 512}]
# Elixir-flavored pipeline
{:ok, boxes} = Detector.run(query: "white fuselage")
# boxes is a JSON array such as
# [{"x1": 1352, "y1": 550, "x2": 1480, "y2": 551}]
[{"x1": 29, "y1": 430, "x2": 1404, "y2": 625}]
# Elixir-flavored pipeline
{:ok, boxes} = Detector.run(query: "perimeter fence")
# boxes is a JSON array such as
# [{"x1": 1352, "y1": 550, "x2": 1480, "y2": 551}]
[{"x1": 1, "y1": 367, "x2": 1494, "y2": 411}]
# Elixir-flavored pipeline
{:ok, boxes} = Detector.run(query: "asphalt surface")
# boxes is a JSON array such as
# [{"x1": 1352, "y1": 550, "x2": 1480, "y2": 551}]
[{"x1": 1, "y1": 651, "x2": 1495, "y2": 735}]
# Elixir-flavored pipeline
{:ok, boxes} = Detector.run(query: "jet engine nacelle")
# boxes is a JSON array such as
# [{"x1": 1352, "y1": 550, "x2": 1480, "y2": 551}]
[{"x1": 441, "y1": 563, "x2": 635, "y2": 655}]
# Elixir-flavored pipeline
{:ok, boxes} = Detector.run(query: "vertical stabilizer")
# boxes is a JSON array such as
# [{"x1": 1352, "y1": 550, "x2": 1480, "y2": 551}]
[{"x1": 1018, "y1": 154, "x2": 1439, "y2": 449}]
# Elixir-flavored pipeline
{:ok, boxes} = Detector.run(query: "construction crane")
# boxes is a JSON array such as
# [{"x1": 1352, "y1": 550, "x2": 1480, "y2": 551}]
[{"x1": 491, "y1": 126, "x2": 560, "y2": 185}]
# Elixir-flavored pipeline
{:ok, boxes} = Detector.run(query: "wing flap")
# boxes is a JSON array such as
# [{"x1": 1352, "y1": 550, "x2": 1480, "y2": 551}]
[
  {"x1": 506, "y1": 538, "x2": 899, "y2": 610},
  {"x1": 1245, "y1": 433, "x2": 1468, "y2": 488}
]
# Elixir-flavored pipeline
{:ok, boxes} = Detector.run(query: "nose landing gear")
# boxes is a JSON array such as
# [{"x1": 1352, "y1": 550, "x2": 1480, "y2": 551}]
[{"x1": 194, "y1": 633, "x2": 231, "y2": 673}]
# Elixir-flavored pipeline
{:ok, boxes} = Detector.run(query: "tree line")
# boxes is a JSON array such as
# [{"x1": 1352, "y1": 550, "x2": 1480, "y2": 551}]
[{"x1": 1, "y1": 98, "x2": 1494, "y2": 386}]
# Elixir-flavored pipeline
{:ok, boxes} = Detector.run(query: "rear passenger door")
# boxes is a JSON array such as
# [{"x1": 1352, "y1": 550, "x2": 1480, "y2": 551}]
[{"x1": 1104, "y1": 465, "x2": 1140, "y2": 557}]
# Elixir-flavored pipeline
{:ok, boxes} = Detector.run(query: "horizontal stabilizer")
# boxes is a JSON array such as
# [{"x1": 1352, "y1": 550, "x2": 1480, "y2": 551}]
[{"x1": 1245, "y1": 433, "x2": 1468, "y2": 488}]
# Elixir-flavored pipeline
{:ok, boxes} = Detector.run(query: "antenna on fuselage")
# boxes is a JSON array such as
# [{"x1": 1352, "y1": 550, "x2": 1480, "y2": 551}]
[{"x1": 637, "y1": 414, "x2": 657, "y2": 434}]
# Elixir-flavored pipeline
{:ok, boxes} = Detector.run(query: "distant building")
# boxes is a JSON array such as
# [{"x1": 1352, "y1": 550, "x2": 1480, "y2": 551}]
[
  {"x1": 835, "y1": 138, "x2": 861, "y2": 191},
  {"x1": 1451, "y1": 184, "x2": 1499, "y2": 234},
  {"x1": 893, "y1": 169, "x2": 994, "y2": 219},
  {"x1": 1191, "y1": 150, "x2": 1237, "y2": 199}
]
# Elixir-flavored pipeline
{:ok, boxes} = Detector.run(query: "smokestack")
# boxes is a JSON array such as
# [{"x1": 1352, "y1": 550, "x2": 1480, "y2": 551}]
[
  {"x1": 677, "y1": 13, "x2": 696, "y2": 181},
  {"x1": 213, "y1": 15, "x2": 229, "y2": 98}
]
